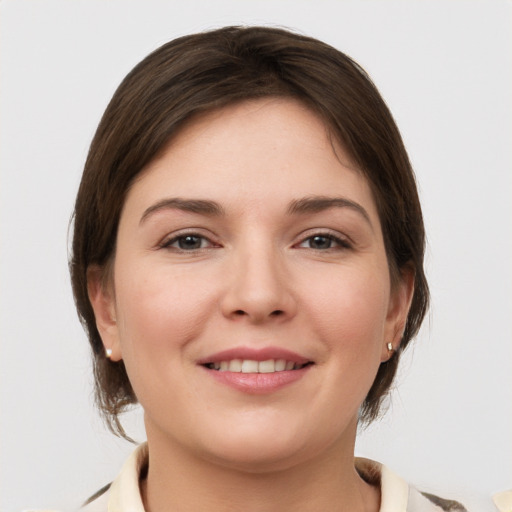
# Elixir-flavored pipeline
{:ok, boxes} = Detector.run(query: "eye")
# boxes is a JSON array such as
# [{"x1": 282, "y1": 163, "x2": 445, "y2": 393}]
[
  {"x1": 161, "y1": 233, "x2": 215, "y2": 251},
  {"x1": 297, "y1": 233, "x2": 351, "y2": 250}
]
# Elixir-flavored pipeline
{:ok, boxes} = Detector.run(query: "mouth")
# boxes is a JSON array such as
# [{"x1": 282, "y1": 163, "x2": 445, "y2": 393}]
[
  {"x1": 197, "y1": 347, "x2": 314, "y2": 393},
  {"x1": 203, "y1": 359, "x2": 313, "y2": 373}
]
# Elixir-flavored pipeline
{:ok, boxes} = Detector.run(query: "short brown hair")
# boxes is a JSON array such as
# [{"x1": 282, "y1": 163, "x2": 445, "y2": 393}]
[{"x1": 70, "y1": 26, "x2": 429, "y2": 437}]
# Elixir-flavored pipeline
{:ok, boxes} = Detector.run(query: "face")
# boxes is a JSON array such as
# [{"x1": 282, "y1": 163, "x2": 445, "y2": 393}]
[{"x1": 90, "y1": 98, "x2": 412, "y2": 471}]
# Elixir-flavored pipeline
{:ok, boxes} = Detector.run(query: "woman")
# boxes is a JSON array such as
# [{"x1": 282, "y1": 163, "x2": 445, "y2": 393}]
[{"x1": 71, "y1": 26, "x2": 467, "y2": 511}]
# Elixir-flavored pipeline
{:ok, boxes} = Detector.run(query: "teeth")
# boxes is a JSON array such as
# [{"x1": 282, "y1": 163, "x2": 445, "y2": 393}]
[
  {"x1": 241, "y1": 360, "x2": 259, "y2": 373},
  {"x1": 275, "y1": 359, "x2": 286, "y2": 371},
  {"x1": 258, "y1": 359, "x2": 275, "y2": 373},
  {"x1": 212, "y1": 359, "x2": 306, "y2": 373},
  {"x1": 228, "y1": 359, "x2": 242, "y2": 372}
]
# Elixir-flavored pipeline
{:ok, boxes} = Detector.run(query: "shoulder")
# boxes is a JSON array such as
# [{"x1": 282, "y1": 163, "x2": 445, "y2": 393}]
[
  {"x1": 80, "y1": 443, "x2": 147, "y2": 511},
  {"x1": 493, "y1": 490, "x2": 512, "y2": 512},
  {"x1": 80, "y1": 483, "x2": 111, "y2": 512},
  {"x1": 408, "y1": 487, "x2": 468, "y2": 511},
  {"x1": 356, "y1": 457, "x2": 470, "y2": 512}
]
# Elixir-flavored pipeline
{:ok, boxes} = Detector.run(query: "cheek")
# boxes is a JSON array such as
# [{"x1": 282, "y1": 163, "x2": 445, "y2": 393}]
[
  {"x1": 111, "y1": 262, "x2": 220, "y2": 413},
  {"x1": 113, "y1": 261, "x2": 217, "y2": 359},
  {"x1": 305, "y1": 263, "x2": 390, "y2": 354}
]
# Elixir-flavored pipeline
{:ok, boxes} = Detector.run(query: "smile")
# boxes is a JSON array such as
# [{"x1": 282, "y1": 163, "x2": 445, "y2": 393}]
[
  {"x1": 204, "y1": 359, "x2": 311, "y2": 373},
  {"x1": 198, "y1": 347, "x2": 314, "y2": 394}
]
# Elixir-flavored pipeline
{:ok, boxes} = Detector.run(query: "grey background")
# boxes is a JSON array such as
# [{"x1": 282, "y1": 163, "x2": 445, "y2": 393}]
[{"x1": 1, "y1": 1, "x2": 511, "y2": 510}]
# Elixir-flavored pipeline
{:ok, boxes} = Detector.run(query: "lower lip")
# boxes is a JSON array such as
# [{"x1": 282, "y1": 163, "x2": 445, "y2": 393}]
[{"x1": 202, "y1": 366, "x2": 312, "y2": 394}]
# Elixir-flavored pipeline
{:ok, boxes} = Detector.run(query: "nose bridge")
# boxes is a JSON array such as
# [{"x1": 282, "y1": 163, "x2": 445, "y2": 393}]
[{"x1": 222, "y1": 233, "x2": 295, "y2": 322}]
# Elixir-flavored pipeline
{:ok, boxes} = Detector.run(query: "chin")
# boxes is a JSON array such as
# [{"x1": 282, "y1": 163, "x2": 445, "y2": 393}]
[
  {"x1": 194, "y1": 418, "x2": 334, "y2": 474},
  {"x1": 203, "y1": 440, "x2": 309, "y2": 474}
]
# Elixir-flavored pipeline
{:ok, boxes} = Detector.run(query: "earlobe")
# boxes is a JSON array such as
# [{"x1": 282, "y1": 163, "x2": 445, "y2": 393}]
[
  {"x1": 87, "y1": 265, "x2": 122, "y2": 362},
  {"x1": 381, "y1": 266, "x2": 415, "y2": 362}
]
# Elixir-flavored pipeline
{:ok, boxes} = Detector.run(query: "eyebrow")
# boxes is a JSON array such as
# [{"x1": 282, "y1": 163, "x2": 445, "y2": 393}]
[
  {"x1": 140, "y1": 198, "x2": 225, "y2": 224},
  {"x1": 287, "y1": 196, "x2": 373, "y2": 228},
  {"x1": 139, "y1": 195, "x2": 372, "y2": 228}
]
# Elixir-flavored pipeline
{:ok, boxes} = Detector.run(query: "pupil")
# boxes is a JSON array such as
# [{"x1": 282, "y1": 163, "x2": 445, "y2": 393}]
[
  {"x1": 310, "y1": 236, "x2": 331, "y2": 249},
  {"x1": 179, "y1": 236, "x2": 201, "y2": 249}
]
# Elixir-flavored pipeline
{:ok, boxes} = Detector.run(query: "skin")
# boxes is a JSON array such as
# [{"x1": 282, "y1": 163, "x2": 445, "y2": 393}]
[{"x1": 89, "y1": 98, "x2": 414, "y2": 512}]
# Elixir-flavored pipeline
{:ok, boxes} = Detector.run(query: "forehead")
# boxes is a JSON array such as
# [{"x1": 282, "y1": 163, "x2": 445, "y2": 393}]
[{"x1": 126, "y1": 98, "x2": 378, "y2": 220}]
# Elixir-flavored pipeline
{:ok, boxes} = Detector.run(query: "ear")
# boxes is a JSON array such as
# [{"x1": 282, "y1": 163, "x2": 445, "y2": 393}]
[
  {"x1": 381, "y1": 265, "x2": 415, "y2": 362},
  {"x1": 87, "y1": 265, "x2": 123, "y2": 362}
]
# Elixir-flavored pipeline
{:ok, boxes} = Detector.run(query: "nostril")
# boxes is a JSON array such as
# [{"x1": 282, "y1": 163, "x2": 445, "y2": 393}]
[{"x1": 230, "y1": 309, "x2": 285, "y2": 319}]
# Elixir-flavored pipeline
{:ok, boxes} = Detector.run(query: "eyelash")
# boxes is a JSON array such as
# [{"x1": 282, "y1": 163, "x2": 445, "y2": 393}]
[
  {"x1": 159, "y1": 230, "x2": 352, "y2": 253},
  {"x1": 295, "y1": 232, "x2": 352, "y2": 251},
  {"x1": 159, "y1": 232, "x2": 218, "y2": 252}
]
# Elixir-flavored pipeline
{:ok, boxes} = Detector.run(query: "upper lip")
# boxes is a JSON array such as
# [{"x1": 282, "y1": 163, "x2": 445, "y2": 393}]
[{"x1": 197, "y1": 347, "x2": 312, "y2": 365}]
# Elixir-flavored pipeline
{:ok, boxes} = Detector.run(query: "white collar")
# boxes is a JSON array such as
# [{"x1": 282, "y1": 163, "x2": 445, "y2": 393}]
[{"x1": 90, "y1": 443, "x2": 447, "y2": 512}]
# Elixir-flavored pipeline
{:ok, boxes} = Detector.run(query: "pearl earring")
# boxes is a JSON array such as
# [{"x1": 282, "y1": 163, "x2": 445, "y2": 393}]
[
  {"x1": 105, "y1": 347, "x2": 113, "y2": 359},
  {"x1": 386, "y1": 342, "x2": 393, "y2": 353}
]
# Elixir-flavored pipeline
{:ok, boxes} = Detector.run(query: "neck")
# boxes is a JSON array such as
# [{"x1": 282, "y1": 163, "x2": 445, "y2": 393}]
[{"x1": 141, "y1": 420, "x2": 380, "y2": 512}]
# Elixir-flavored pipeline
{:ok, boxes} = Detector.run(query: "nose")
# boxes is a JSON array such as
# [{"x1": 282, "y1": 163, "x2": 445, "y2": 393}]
[{"x1": 220, "y1": 245, "x2": 297, "y2": 324}]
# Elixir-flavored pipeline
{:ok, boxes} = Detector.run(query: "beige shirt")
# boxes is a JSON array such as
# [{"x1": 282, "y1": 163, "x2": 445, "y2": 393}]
[{"x1": 81, "y1": 443, "x2": 468, "y2": 512}]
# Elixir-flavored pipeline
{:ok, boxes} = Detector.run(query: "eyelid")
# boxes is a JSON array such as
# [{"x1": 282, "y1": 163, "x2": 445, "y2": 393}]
[
  {"x1": 158, "y1": 229, "x2": 221, "y2": 251},
  {"x1": 293, "y1": 229, "x2": 353, "y2": 249}
]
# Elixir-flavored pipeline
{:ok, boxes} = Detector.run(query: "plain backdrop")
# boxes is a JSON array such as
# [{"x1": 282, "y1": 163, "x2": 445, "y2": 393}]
[{"x1": 1, "y1": 1, "x2": 511, "y2": 511}]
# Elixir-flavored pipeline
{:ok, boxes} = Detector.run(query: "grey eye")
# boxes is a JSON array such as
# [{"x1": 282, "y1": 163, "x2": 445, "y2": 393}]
[
  {"x1": 307, "y1": 235, "x2": 334, "y2": 249},
  {"x1": 175, "y1": 235, "x2": 205, "y2": 250},
  {"x1": 297, "y1": 233, "x2": 351, "y2": 250}
]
